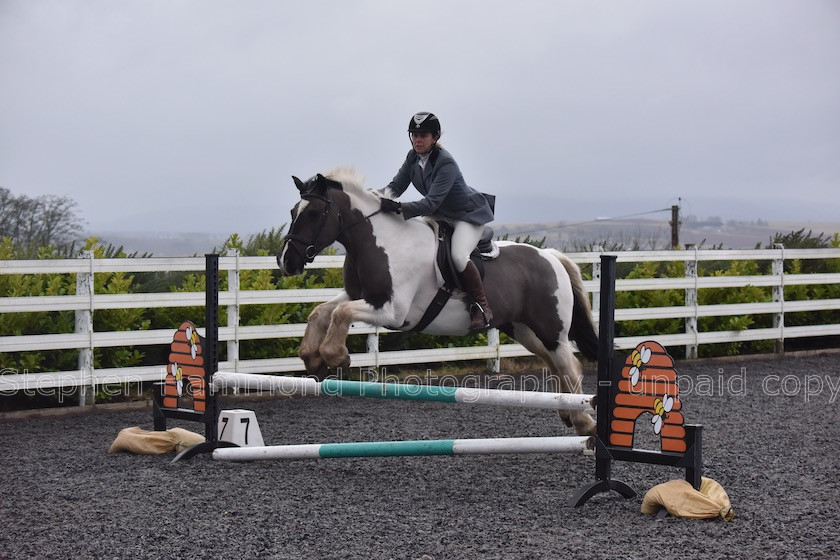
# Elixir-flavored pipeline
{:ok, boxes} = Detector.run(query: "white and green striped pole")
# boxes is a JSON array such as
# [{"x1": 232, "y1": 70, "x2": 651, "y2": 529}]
[{"x1": 213, "y1": 436, "x2": 593, "y2": 462}]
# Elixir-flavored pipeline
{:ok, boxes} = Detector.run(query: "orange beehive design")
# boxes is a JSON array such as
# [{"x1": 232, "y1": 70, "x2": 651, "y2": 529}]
[
  {"x1": 163, "y1": 321, "x2": 207, "y2": 412},
  {"x1": 609, "y1": 341, "x2": 686, "y2": 453}
]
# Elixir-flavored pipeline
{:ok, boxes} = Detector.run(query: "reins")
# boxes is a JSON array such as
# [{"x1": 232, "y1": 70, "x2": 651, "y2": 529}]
[{"x1": 282, "y1": 189, "x2": 384, "y2": 265}]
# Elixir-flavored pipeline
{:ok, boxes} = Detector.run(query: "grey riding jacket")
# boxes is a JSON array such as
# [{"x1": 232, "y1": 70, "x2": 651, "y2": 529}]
[{"x1": 384, "y1": 146, "x2": 495, "y2": 225}]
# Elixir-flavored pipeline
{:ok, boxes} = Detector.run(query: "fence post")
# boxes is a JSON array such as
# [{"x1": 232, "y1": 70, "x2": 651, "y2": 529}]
[
  {"x1": 366, "y1": 331, "x2": 380, "y2": 378},
  {"x1": 772, "y1": 243, "x2": 785, "y2": 353},
  {"x1": 227, "y1": 250, "x2": 240, "y2": 373},
  {"x1": 486, "y1": 328, "x2": 500, "y2": 373},
  {"x1": 685, "y1": 244, "x2": 698, "y2": 359},
  {"x1": 75, "y1": 250, "x2": 94, "y2": 406}
]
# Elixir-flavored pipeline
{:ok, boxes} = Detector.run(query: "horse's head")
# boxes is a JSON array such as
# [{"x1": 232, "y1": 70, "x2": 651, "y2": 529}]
[{"x1": 277, "y1": 173, "x2": 345, "y2": 275}]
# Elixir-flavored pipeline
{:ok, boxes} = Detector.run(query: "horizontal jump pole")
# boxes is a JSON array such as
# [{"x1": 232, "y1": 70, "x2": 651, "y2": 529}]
[
  {"x1": 213, "y1": 436, "x2": 594, "y2": 461},
  {"x1": 213, "y1": 371, "x2": 319, "y2": 395},
  {"x1": 212, "y1": 371, "x2": 595, "y2": 413}
]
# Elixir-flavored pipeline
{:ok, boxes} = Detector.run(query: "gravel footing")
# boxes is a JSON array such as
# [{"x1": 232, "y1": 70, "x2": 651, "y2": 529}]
[{"x1": 2, "y1": 353, "x2": 839, "y2": 559}]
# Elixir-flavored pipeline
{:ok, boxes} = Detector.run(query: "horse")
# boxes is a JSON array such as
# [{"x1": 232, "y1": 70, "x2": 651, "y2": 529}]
[{"x1": 276, "y1": 168, "x2": 600, "y2": 435}]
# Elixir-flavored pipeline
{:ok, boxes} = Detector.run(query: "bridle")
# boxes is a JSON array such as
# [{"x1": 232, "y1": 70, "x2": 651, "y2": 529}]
[{"x1": 282, "y1": 188, "x2": 383, "y2": 265}]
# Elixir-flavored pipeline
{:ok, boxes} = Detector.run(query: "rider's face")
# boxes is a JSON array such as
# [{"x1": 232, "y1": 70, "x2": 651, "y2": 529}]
[{"x1": 410, "y1": 132, "x2": 435, "y2": 155}]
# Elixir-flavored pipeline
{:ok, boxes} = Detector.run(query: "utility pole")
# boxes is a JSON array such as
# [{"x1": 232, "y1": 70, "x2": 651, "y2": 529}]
[{"x1": 670, "y1": 203, "x2": 680, "y2": 248}]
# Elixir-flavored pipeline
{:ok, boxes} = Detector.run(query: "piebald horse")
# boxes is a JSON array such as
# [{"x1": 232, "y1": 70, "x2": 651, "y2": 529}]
[{"x1": 277, "y1": 169, "x2": 599, "y2": 435}]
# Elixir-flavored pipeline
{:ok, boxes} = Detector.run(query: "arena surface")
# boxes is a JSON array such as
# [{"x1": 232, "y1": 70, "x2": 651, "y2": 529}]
[{"x1": 2, "y1": 353, "x2": 839, "y2": 559}]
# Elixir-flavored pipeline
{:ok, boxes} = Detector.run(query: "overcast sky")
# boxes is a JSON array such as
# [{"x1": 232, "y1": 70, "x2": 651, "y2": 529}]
[{"x1": 1, "y1": 0, "x2": 838, "y2": 235}]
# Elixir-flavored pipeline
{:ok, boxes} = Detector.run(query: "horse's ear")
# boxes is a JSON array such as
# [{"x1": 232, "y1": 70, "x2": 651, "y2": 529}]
[
  {"x1": 292, "y1": 176, "x2": 306, "y2": 192},
  {"x1": 313, "y1": 173, "x2": 343, "y2": 192},
  {"x1": 311, "y1": 174, "x2": 327, "y2": 191}
]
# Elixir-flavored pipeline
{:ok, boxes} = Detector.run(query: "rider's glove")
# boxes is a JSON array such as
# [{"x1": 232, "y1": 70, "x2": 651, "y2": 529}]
[{"x1": 380, "y1": 199, "x2": 402, "y2": 214}]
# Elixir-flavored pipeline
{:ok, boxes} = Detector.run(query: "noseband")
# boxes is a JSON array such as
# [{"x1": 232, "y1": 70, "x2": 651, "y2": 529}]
[
  {"x1": 283, "y1": 192, "x2": 337, "y2": 264},
  {"x1": 282, "y1": 189, "x2": 383, "y2": 265}
]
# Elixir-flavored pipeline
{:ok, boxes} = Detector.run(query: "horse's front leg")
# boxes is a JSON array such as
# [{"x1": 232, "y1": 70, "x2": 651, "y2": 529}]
[
  {"x1": 319, "y1": 300, "x2": 394, "y2": 372},
  {"x1": 300, "y1": 294, "x2": 349, "y2": 377}
]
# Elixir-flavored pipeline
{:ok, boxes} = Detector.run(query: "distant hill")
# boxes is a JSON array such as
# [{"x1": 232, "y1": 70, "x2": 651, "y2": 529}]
[
  {"x1": 93, "y1": 231, "x2": 230, "y2": 257},
  {"x1": 89, "y1": 218, "x2": 840, "y2": 257},
  {"x1": 495, "y1": 218, "x2": 840, "y2": 250}
]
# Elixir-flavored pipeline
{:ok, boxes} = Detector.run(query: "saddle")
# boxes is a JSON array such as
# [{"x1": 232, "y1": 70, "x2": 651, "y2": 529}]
[
  {"x1": 411, "y1": 221, "x2": 499, "y2": 332},
  {"x1": 435, "y1": 222, "x2": 498, "y2": 291}
]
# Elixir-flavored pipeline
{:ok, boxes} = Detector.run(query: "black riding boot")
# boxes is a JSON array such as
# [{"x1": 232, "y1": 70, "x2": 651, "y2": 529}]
[{"x1": 460, "y1": 261, "x2": 493, "y2": 332}]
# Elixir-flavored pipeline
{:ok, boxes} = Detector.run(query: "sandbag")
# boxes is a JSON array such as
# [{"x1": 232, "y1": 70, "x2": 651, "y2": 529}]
[
  {"x1": 641, "y1": 477, "x2": 734, "y2": 521},
  {"x1": 108, "y1": 426, "x2": 205, "y2": 455}
]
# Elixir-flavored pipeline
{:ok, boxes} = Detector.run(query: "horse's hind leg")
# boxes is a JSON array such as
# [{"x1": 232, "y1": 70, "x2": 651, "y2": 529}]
[
  {"x1": 549, "y1": 342, "x2": 596, "y2": 436},
  {"x1": 509, "y1": 322, "x2": 596, "y2": 436}
]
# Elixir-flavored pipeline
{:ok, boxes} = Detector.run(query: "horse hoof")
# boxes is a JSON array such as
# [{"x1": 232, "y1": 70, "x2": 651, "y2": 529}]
[
  {"x1": 559, "y1": 411, "x2": 596, "y2": 436},
  {"x1": 305, "y1": 362, "x2": 328, "y2": 380},
  {"x1": 332, "y1": 355, "x2": 351, "y2": 372},
  {"x1": 573, "y1": 415, "x2": 597, "y2": 437},
  {"x1": 301, "y1": 351, "x2": 320, "y2": 366},
  {"x1": 558, "y1": 411, "x2": 574, "y2": 428},
  {"x1": 321, "y1": 345, "x2": 351, "y2": 371},
  {"x1": 301, "y1": 351, "x2": 327, "y2": 376}
]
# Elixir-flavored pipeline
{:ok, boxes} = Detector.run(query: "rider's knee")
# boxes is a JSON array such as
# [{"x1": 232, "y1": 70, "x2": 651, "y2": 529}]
[{"x1": 453, "y1": 253, "x2": 471, "y2": 273}]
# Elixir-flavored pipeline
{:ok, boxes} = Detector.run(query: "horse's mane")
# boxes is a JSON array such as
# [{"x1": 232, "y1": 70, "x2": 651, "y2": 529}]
[
  {"x1": 323, "y1": 167, "x2": 432, "y2": 228},
  {"x1": 324, "y1": 167, "x2": 382, "y2": 204}
]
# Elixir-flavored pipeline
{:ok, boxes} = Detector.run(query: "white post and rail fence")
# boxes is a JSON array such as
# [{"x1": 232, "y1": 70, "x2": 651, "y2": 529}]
[{"x1": 1, "y1": 248, "x2": 839, "y2": 406}]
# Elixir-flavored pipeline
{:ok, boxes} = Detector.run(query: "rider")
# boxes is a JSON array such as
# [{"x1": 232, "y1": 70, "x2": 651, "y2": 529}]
[{"x1": 379, "y1": 111, "x2": 496, "y2": 332}]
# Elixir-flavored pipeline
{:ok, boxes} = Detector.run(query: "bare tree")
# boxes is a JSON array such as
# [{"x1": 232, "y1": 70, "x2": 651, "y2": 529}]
[{"x1": 0, "y1": 187, "x2": 85, "y2": 252}]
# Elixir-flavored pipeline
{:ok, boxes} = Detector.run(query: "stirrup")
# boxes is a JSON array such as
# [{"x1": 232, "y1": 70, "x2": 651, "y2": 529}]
[{"x1": 468, "y1": 302, "x2": 491, "y2": 333}]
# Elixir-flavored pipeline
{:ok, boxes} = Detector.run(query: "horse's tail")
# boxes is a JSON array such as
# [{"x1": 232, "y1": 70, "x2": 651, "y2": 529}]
[{"x1": 549, "y1": 250, "x2": 599, "y2": 362}]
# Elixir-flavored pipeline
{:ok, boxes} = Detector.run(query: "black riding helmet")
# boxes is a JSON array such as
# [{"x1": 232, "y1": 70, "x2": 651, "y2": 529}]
[{"x1": 407, "y1": 112, "x2": 441, "y2": 136}]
